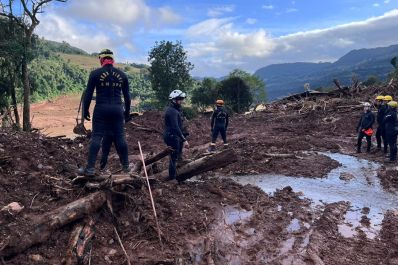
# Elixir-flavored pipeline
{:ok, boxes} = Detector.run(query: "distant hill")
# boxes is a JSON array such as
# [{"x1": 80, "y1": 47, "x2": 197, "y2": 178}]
[
  {"x1": 255, "y1": 44, "x2": 398, "y2": 100},
  {"x1": 29, "y1": 39, "x2": 152, "y2": 103}
]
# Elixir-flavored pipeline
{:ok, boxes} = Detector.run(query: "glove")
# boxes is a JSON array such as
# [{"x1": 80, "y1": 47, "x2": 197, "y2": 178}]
[{"x1": 84, "y1": 112, "x2": 91, "y2": 121}]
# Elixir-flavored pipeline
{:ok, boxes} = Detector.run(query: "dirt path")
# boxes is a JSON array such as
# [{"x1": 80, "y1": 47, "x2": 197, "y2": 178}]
[{"x1": 31, "y1": 94, "x2": 91, "y2": 138}]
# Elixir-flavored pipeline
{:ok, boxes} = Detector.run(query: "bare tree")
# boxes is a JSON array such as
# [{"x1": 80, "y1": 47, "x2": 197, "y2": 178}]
[{"x1": 0, "y1": 0, "x2": 67, "y2": 131}]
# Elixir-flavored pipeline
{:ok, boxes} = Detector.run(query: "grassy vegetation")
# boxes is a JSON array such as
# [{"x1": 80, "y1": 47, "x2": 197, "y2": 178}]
[{"x1": 59, "y1": 53, "x2": 145, "y2": 75}]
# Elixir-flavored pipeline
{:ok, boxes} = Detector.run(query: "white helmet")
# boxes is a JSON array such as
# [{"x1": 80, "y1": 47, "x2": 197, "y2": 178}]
[
  {"x1": 169, "y1": 89, "x2": 186, "y2": 100},
  {"x1": 363, "y1": 102, "x2": 371, "y2": 107}
]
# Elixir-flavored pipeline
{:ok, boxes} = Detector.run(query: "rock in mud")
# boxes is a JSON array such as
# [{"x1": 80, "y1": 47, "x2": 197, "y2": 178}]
[
  {"x1": 30, "y1": 254, "x2": 44, "y2": 262},
  {"x1": 1, "y1": 202, "x2": 24, "y2": 215},
  {"x1": 339, "y1": 172, "x2": 355, "y2": 181}
]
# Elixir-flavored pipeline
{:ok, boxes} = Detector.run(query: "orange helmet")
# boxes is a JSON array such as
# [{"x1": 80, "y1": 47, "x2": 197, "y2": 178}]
[{"x1": 216, "y1": 99, "x2": 224, "y2": 106}]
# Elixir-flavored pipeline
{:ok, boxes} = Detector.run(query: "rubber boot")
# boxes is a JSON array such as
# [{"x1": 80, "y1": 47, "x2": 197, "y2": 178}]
[
  {"x1": 122, "y1": 165, "x2": 131, "y2": 174},
  {"x1": 77, "y1": 167, "x2": 95, "y2": 177},
  {"x1": 208, "y1": 143, "x2": 216, "y2": 153}
]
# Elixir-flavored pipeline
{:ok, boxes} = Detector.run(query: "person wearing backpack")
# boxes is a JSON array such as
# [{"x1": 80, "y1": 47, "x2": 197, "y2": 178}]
[
  {"x1": 208, "y1": 100, "x2": 229, "y2": 152},
  {"x1": 384, "y1": 101, "x2": 398, "y2": 163},
  {"x1": 356, "y1": 102, "x2": 375, "y2": 153}
]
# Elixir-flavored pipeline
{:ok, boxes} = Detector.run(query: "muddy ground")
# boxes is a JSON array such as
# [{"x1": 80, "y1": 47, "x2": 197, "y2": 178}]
[{"x1": 1, "y1": 84, "x2": 398, "y2": 264}]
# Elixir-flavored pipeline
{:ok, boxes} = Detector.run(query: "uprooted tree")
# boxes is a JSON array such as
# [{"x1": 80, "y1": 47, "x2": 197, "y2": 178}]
[{"x1": 0, "y1": 0, "x2": 67, "y2": 131}]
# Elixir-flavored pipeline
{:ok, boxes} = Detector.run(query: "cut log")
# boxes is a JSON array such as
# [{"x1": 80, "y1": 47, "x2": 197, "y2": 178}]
[
  {"x1": 65, "y1": 217, "x2": 96, "y2": 265},
  {"x1": 133, "y1": 147, "x2": 173, "y2": 172},
  {"x1": 0, "y1": 192, "x2": 106, "y2": 257},
  {"x1": 155, "y1": 149, "x2": 238, "y2": 182},
  {"x1": 264, "y1": 153, "x2": 300, "y2": 159},
  {"x1": 130, "y1": 122, "x2": 162, "y2": 135}
]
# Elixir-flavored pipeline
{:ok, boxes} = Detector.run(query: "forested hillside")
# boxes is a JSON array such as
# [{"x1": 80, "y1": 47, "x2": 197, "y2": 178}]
[{"x1": 30, "y1": 39, "x2": 152, "y2": 105}]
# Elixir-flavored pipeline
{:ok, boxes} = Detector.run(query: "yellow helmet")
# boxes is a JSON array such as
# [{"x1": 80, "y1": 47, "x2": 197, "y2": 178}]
[
  {"x1": 216, "y1": 99, "x2": 224, "y2": 106},
  {"x1": 98, "y1": 49, "x2": 114, "y2": 59},
  {"x1": 388, "y1": 101, "x2": 398, "y2": 108},
  {"x1": 384, "y1": 95, "x2": 393, "y2": 101},
  {"x1": 376, "y1": 95, "x2": 384, "y2": 100}
]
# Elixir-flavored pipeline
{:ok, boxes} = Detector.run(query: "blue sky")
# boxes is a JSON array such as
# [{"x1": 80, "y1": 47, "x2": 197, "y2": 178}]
[{"x1": 36, "y1": 0, "x2": 398, "y2": 76}]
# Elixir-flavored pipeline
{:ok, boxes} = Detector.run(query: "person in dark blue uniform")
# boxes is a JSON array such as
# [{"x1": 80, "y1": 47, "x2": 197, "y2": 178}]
[
  {"x1": 208, "y1": 99, "x2": 229, "y2": 152},
  {"x1": 375, "y1": 95, "x2": 387, "y2": 151},
  {"x1": 382, "y1": 95, "x2": 393, "y2": 154},
  {"x1": 384, "y1": 101, "x2": 398, "y2": 163},
  {"x1": 356, "y1": 102, "x2": 375, "y2": 153},
  {"x1": 79, "y1": 49, "x2": 131, "y2": 176},
  {"x1": 163, "y1": 90, "x2": 189, "y2": 181}
]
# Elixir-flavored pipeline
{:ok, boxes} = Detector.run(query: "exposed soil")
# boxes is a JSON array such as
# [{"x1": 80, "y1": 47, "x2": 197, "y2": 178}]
[{"x1": 2, "y1": 84, "x2": 398, "y2": 264}]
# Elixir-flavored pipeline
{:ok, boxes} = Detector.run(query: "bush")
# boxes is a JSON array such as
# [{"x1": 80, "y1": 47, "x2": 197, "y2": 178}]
[{"x1": 181, "y1": 106, "x2": 198, "y2": 120}]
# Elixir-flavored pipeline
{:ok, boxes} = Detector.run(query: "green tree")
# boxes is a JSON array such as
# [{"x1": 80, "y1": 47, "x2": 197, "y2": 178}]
[
  {"x1": 362, "y1": 75, "x2": 379, "y2": 87},
  {"x1": 229, "y1": 69, "x2": 266, "y2": 104},
  {"x1": 191, "y1": 78, "x2": 219, "y2": 111},
  {"x1": 148, "y1": 40, "x2": 194, "y2": 107},
  {"x1": 391, "y1": 56, "x2": 397, "y2": 69},
  {"x1": 0, "y1": 16, "x2": 26, "y2": 128},
  {"x1": 0, "y1": 0, "x2": 67, "y2": 131},
  {"x1": 219, "y1": 76, "x2": 252, "y2": 113}
]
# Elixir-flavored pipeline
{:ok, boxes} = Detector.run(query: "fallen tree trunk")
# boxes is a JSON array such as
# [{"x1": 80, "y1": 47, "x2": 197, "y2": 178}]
[
  {"x1": 0, "y1": 192, "x2": 106, "y2": 257},
  {"x1": 133, "y1": 147, "x2": 173, "y2": 172},
  {"x1": 155, "y1": 149, "x2": 238, "y2": 182},
  {"x1": 65, "y1": 217, "x2": 96, "y2": 265}
]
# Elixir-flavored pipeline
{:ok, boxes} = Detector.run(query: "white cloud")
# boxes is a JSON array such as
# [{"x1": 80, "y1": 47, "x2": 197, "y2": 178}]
[
  {"x1": 385, "y1": 0, "x2": 391, "y2": 3},
  {"x1": 262, "y1": 5, "x2": 274, "y2": 10},
  {"x1": 186, "y1": 17, "x2": 276, "y2": 61},
  {"x1": 36, "y1": 0, "x2": 181, "y2": 60},
  {"x1": 37, "y1": 14, "x2": 115, "y2": 53},
  {"x1": 61, "y1": 0, "x2": 181, "y2": 28},
  {"x1": 207, "y1": 5, "x2": 235, "y2": 17},
  {"x1": 186, "y1": 9, "x2": 398, "y2": 76},
  {"x1": 286, "y1": 8, "x2": 299, "y2": 13},
  {"x1": 373, "y1": 3, "x2": 380, "y2": 7},
  {"x1": 246, "y1": 18, "x2": 257, "y2": 25},
  {"x1": 158, "y1": 7, "x2": 182, "y2": 24}
]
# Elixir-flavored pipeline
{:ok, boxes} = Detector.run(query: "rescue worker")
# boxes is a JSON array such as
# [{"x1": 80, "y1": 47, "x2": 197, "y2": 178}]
[
  {"x1": 208, "y1": 100, "x2": 229, "y2": 152},
  {"x1": 384, "y1": 100, "x2": 398, "y2": 163},
  {"x1": 164, "y1": 90, "x2": 189, "y2": 181},
  {"x1": 79, "y1": 49, "x2": 131, "y2": 176},
  {"x1": 375, "y1": 95, "x2": 386, "y2": 151},
  {"x1": 382, "y1": 95, "x2": 393, "y2": 154},
  {"x1": 356, "y1": 102, "x2": 375, "y2": 153}
]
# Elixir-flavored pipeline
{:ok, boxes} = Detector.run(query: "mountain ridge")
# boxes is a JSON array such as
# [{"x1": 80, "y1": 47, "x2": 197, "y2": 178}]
[{"x1": 255, "y1": 44, "x2": 398, "y2": 100}]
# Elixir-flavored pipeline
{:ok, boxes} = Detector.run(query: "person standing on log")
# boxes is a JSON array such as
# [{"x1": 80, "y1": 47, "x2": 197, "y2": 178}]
[
  {"x1": 356, "y1": 102, "x2": 375, "y2": 153},
  {"x1": 384, "y1": 101, "x2": 398, "y2": 163},
  {"x1": 375, "y1": 95, "x2": 387, "y2": 151},
  {"x1": 208, "y1": 100, "x2": 229, "y2": 152},
  {"x1": 381, "y1": 95, "x2": 393, "y2": 155},
  {"x1": 79, "y1": 49, "x2": 131, "y2": 176},
  {"x1": 164, "y1": 90, "x2": 189, "y2": 181}
]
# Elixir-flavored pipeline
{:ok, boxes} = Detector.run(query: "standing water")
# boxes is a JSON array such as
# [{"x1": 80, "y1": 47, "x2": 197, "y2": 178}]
[{"x1": 231, "y1": 152, "x2": 398, "y2": 238}]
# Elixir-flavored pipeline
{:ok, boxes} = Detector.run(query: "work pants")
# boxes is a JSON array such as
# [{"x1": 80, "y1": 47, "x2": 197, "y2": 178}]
[
  {"x1": 212, "y1": 125, "x2": 227, "y2": 144},
  {"x1": 357, "y1": 131, "x2": 371, "y2": 153},
  {"x1": 86, "y1": 104, "x2": 129, "y2": 169},
  {"x1": 164, "y1": 134, "x2": 182, "y2": 180}
]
